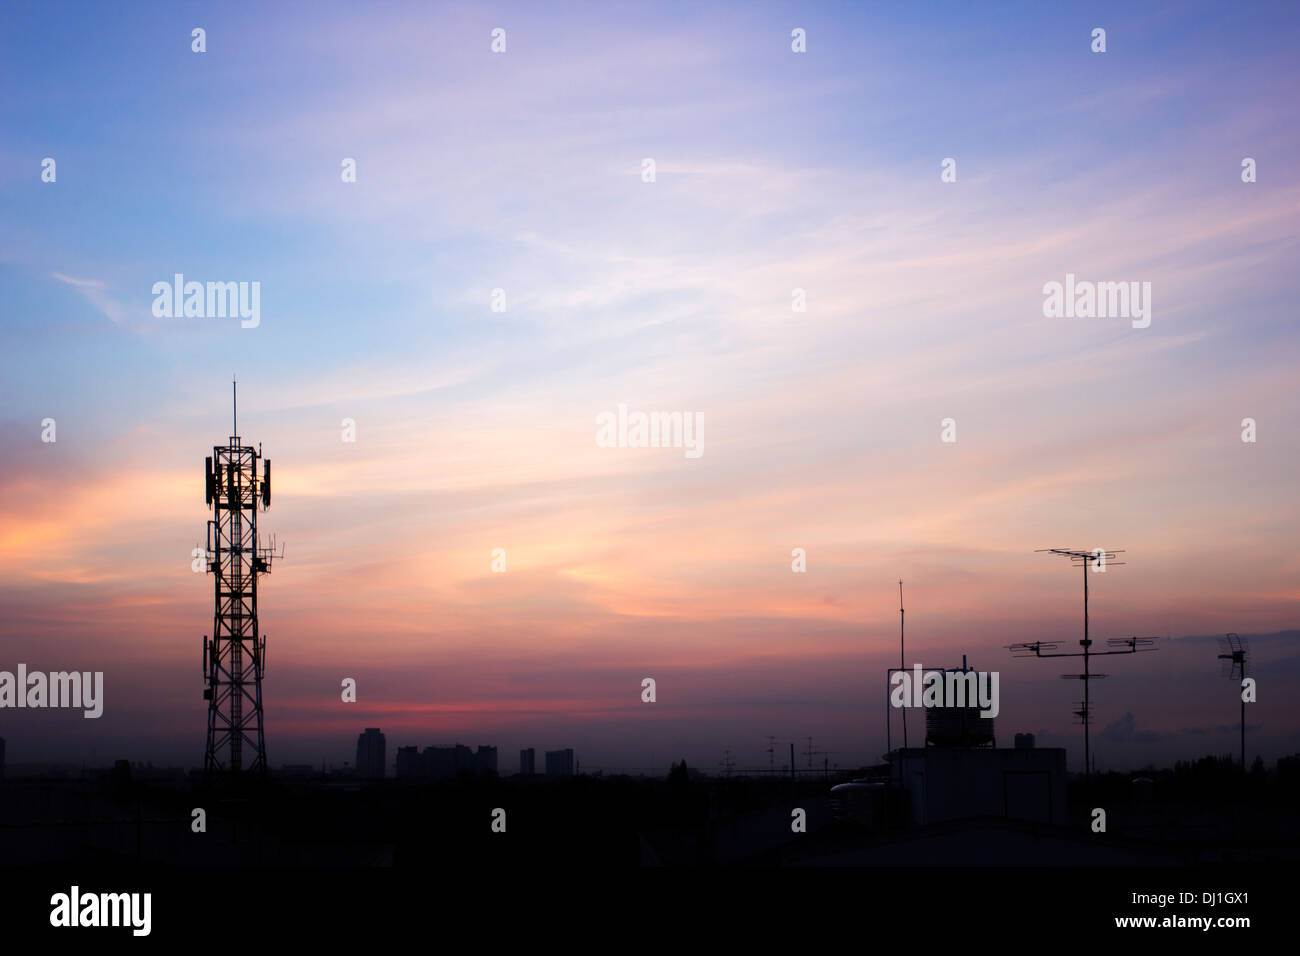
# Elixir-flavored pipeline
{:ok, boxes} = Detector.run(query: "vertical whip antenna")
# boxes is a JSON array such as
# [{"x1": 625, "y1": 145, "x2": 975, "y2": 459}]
[{"x1": 899, "y1": 580, "x2": 907, "y2": 749}]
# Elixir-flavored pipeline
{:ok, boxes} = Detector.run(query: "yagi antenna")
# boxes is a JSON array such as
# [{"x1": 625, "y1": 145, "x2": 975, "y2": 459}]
[{"x1": 1007, "y1": 548, "x2": 1156, "y2": 783}]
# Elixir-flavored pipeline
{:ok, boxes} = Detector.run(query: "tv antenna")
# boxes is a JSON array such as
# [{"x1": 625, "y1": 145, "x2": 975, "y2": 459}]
[
  {"x1": 1217, "y1": 633, "x2": 1249, "y2": 770},
  {"x1": 764, "y1": 735, "x2": 777, "y2": 774},
  {"x1": 1007, "y1": 549, "x2": 1156, "y2": 782}
]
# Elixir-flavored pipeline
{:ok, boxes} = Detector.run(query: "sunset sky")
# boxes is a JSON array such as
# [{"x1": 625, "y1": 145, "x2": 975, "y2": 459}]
[{"x1": 2, "y1": 1, "x2": 1298, "y2": 774}]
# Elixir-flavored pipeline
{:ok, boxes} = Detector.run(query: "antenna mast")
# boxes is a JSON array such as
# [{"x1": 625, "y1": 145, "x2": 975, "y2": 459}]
[
  {"x1": 1007, "y1": 548, "x2": 1157, "y2": 784},
  {"x1": 899, "y1": 580, "x2": 907, "y2": 749},
  {"x1": 1217, "y1": 633, "x2": 1249, "y2": 770}
]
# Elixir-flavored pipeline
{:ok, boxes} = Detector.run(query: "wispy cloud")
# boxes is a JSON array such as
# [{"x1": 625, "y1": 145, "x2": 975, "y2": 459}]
[{"x1": 49, "y1": 271, "x2": 129, "y2": 324}]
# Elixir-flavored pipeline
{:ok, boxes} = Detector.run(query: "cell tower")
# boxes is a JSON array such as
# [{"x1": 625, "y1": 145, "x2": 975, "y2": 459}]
[
  {"x1": 201, "y1": 381, "x2": 280, "y2": 776},
  {"x1": 1007, "y1": 548, "x2": 1156, "y2": 781},
  {"x1": 1217, "y1": 633, "x2": 1249, "y2": 770}
]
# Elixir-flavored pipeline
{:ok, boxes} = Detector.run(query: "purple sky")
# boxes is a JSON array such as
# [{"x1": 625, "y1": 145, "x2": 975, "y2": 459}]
[{"x1": 2, "y1": 1, "x2": 1299, "y2": 774}]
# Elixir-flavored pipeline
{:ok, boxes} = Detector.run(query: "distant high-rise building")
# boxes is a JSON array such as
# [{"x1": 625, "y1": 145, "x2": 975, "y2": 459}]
[
  {"x1": 545, "y1": 748, "x2": 574, "y2": 777},
  {"x1": 454, "y1": 744, "x2": 475, "y2": 773},
  {"x1": 1014, "y1": 733, "x2": 1036, "y2": 750},
  {"x1": 395, "y1": 745, "x2": 422, "y2": 778},
  {"x1": 394, "y1": 741, "x2": 501, "y2": 778},
  {"x1": 520, "y1": 747, "x2": 535, "y2": 776},
  {"x1": 356, "y1": 728, "x2": 386, "y2": 779},
  {"x1": 419, "y1": 746, "x2": 450, "y2": 778},
  {"x1": 419, "y1": 743, "x2": 487, "y2": 778}
]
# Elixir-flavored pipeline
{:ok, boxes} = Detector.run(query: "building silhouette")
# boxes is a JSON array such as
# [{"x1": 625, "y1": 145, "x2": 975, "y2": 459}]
[
  {"x1": 395, "y1": 745, "x2": 422, "y2": 778},
  {"x1": 519, "y1": 747, "x2": 535, "y2": 776},
  {"x1": 0, "y1": 736, "x2": 5, "y2": 779},
  {"x1": 394, "y1": 742, "x2": 499, "y2": 779},
  {"x1": 545, "y1": 748, "x2": 574, "y2": 777},
  {"x1": 356, "y1": 728, "x2": 386, "y2": 779},
  {"x1": 425, "y1": 744, "x2": 472, "y2": 778}
]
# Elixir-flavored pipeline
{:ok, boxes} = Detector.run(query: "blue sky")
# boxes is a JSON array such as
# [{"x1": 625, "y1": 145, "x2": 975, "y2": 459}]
[{"x1": 2, "y1": 1, "x2": 1298, "y2": 772}]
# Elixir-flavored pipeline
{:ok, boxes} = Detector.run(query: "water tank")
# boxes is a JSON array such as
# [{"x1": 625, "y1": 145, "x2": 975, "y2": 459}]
[{"x1": 925, "y1": 706, "x2": 995, "y2": 748}]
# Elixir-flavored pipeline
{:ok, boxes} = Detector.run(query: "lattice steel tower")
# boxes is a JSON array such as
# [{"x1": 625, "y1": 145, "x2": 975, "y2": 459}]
[{"x1": 201, "y1": 382, "x2": 278, "y2": 775}]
